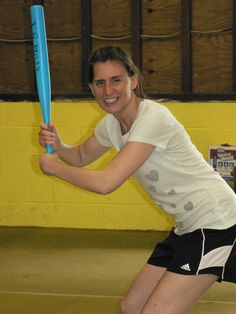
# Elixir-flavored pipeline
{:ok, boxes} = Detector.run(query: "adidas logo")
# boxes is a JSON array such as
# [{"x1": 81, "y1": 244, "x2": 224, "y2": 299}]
[{"x1": 180, "y1": 263, "x2": 191, "y2": 271}]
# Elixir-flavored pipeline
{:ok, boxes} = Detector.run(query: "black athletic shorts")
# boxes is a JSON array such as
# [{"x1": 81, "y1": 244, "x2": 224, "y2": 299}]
[{"x1": 147, "y1": 224, "x2": 236, "y2": 283}]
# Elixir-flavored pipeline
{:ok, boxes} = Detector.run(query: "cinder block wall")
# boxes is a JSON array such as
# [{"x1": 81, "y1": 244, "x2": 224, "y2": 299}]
[{"x1": 0, "y1": 101, "x2": 235, "y2": 230}]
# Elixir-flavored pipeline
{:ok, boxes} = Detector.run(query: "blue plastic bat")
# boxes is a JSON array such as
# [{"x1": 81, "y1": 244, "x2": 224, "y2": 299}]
[{"x1": 31, "y1": 5, "x2": 53, "y2": 154}]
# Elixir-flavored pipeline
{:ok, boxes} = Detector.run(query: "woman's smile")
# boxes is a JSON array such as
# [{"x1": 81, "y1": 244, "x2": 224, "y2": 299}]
[{"x1": 104, "y1": 97, "x2": 120, "y2": 105}]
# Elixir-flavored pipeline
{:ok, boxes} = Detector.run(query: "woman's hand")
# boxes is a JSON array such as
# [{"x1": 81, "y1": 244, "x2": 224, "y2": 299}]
[
  {"x1": 39, "y1": 123, "x2": 62, "y2": 152},
  {"x1": 39, "y1": 153, "x2": 60, "y2": 176}
]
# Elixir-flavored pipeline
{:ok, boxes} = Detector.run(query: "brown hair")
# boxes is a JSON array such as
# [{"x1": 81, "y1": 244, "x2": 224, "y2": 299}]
[{"x1": 88, "y1": 45, "x2": 145, "y2": 98}]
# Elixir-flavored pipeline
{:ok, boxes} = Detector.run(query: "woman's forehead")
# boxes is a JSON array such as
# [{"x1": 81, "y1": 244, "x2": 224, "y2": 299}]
[{"x1": 93, "y1": 60, "x2": 126, "y2": 78}]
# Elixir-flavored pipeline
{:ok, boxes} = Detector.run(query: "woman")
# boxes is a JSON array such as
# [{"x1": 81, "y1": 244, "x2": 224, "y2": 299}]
[{"x1": 39, "y1": 45, "x2": 236, "y2": 314}]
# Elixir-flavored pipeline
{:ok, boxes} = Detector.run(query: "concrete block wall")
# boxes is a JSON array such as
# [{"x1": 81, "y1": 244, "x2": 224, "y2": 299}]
[{"x1": 0, "y1": 100, "x2": 235, "y2": 230}]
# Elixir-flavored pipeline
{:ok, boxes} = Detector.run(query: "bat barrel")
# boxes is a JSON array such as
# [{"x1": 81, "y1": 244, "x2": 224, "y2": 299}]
[{"x1": 31, "y1": 5, "x2": 53, "y2": 154}]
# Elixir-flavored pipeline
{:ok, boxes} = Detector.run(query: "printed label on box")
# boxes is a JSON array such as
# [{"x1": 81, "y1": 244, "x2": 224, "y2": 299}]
[{"x1": 208, "y1": 145, "x2": 236, "y2": 177}]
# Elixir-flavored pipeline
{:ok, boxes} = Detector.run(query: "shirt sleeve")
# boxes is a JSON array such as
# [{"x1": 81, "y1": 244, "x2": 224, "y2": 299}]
[
  {"x1": 128, "y1": 106, "x2": 178, "y2": 150},
  {"x1": 94, "y1": 116, "x2": 113, "y2": 148}
]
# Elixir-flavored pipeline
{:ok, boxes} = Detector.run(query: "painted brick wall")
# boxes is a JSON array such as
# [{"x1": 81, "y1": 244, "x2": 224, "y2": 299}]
[{"x1": 0, "y1": 101, "x2": 235, "y2": 230}]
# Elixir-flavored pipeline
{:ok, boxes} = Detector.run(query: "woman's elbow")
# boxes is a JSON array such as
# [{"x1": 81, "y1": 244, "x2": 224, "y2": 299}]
[{"x1": 95, "y1": 180, "x2": 119, "y2": 195}]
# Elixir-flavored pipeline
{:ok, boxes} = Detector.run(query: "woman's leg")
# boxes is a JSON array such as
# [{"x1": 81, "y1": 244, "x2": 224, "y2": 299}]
[
  {"x1": 142, "y1": 271, "x2": 218, "y2": 314},
  {"x1": 121, "y1": 264, "x2": 167, "y2": 314}
]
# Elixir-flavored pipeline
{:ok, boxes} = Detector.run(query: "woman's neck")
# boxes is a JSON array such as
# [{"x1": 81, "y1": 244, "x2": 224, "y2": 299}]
[{"x1": 117, "y1": 97, "x2": 143, "y2": 134}]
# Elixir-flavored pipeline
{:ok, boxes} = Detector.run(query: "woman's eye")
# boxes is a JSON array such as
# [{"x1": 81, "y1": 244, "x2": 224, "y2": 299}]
[
  {"x1": 96, "y1": 80, "x2": 104, "y2": 86},
  {"x1": 113, "y1": 78, "x2": 121, "y2": 84}
]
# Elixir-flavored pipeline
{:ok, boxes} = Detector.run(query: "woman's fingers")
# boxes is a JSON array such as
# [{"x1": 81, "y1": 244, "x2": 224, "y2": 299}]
[{"x1": 39, "y1": 122, "x2": 62, "y2": 151}]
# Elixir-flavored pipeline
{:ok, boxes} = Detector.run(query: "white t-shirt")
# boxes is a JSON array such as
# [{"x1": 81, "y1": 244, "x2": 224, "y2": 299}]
[{"x1": 95, "y1": 99, "x2": 236, "y2": 235}]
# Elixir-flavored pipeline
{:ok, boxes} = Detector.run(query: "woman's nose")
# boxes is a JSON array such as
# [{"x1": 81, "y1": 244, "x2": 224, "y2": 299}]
[{"x1": 104, "y1": 82, "x2": 112, "y2": 95}]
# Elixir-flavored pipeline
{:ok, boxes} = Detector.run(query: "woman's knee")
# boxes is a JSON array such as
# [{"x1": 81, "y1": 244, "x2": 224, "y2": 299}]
[
  {"x1": 121, "y1": 296, "x2": 142, "y2": 314},
  {"x1": 141, "y1": 302, "x2": 162, "y2": 314},
  {"x1": 120, "y1": 297, "x2": 133, "y2": 314}
]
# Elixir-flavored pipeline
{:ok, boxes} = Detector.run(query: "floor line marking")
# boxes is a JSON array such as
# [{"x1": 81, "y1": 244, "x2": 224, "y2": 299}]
[
  {"x1": 199, "y1": 299, "x2": 236, "y2": 305},
  {"x1": 0, "y1": 290, "x2": 236, "y2": 305},
  {"x1": 0, "y1": 290, "x2": 122, "y2": 299}
]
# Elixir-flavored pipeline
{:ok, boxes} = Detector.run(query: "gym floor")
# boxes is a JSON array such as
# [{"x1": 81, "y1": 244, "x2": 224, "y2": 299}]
[{"x1": 0, "y1": 227, "x2": 235, "y2": 314}]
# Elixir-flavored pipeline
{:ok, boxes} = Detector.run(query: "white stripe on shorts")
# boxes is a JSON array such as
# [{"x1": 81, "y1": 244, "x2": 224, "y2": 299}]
[
  {"x1": 197, "y1": 229, "x2": 235, "y2": 278},
  {"x1": 196, "y1": 229, "x2": 205, "y2": 275},
  {"x1": 222, "y1": 236, "x2": 236, "y2": 280}
]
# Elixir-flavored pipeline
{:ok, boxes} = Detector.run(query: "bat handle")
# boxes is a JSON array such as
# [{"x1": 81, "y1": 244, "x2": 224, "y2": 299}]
[
  {"x1": 45, "y1": 122, "x2": 53, "y2": 154},
  {"x1": 46, "y1": 144, "x2": 53, "y2": 154}
]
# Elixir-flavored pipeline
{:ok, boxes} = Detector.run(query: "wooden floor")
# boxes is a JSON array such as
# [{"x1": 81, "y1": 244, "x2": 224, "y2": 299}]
[{"x1": 0, "y1": 227, "x2": 236, "y2": 314}]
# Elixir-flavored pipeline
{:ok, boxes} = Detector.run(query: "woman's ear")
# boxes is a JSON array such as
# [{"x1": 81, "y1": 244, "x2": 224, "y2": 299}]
[
  {"x1": 89, "y1": 84, "x2": 95, "y2": 96},
  {"x1": 131, "y1": 74, "x2": 138, "y2": 91}
]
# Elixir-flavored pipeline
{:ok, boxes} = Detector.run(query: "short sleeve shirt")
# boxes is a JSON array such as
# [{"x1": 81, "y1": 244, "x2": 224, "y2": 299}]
[{"x1": 95, "y1": 99, "x2": 236, "y2": 234}]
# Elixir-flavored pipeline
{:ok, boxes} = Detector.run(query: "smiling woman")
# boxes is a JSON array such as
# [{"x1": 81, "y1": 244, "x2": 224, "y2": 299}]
[
  {"x1": 87, "y1": 46, "x2": 145, "y2": 133},
  {"x1": 38, "y1": 45, "x2": 236, "y2": 314},
  {"x1": 88, "y1": 45, "x2": 145, "y2": 99},
  {"x1": 89, "y1": 61, "x2": 140, "y2": 125}
]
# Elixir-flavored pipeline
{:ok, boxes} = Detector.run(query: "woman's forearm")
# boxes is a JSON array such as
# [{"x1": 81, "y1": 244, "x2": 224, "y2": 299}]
[
  {"x1": 51, "y1": 161, "x2": 117, "y2": 195},
  {"x1": 55, "y1": 134, "x2": 110, "y2": 168},
  {"x1": 56, "y1": 143, "x2": 84, "y2": 167}
]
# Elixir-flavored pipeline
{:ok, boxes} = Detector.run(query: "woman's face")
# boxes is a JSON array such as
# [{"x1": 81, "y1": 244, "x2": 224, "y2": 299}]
[{"x1": 90, "y1": 61, "x2": 138, "y2": 115}]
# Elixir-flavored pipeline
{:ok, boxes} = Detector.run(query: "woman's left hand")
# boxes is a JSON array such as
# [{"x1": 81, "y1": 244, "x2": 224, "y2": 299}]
[{"x1": 39, "y1": 153, "x2": 60, "y2": 176}]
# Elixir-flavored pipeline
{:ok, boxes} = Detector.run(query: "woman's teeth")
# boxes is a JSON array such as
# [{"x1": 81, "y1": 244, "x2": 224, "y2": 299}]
[{"x1": 105, "y1": 97, "x2": 118, "y2": 104}]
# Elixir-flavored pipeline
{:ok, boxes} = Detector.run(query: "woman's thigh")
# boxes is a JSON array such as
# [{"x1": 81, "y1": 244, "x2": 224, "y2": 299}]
[
  {"x1": 142, "y1": 271, "x2": 218, "y2": 314},
  {"x1": 121, "y1": 264, "x2": 166, "y2": 313}
]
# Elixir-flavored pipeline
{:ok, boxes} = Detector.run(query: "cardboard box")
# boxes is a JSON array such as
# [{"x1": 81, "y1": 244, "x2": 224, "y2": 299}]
[
  {"x1": 208, "y1": 145, "x2": 236, "y2": 192},
  {"x1": 209, "y1": 145, "x2": 236, "y2": 176}
]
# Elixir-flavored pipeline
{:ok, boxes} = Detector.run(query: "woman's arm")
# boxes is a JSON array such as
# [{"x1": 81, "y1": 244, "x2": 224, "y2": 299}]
[
  {"x1": 57, "y1": 133, "x2": 110, "y2": 167},
  {"x1": 39, "y1": 123, "x2": 109, "y2": 167},
  {"x1": 39, "y1": 141, "x2": 155, "y2": 194}
]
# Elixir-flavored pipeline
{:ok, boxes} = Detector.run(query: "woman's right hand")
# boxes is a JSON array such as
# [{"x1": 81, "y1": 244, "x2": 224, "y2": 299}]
[{"x1": 39, "y1": 123, "x2": 62, "y2": 152}]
